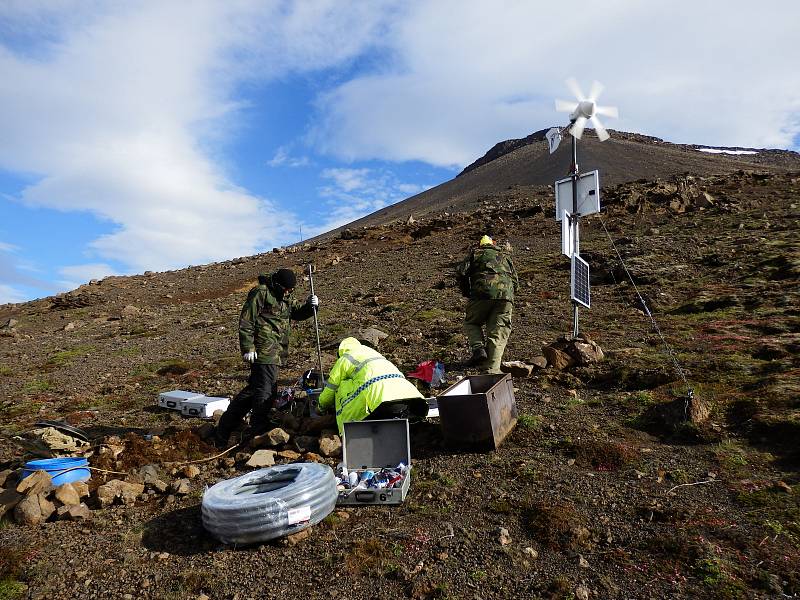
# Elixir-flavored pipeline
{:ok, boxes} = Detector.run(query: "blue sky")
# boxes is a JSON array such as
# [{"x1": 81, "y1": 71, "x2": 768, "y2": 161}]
[{"x1": 1, "y1": 1, "x2": 799, "y2": 304}]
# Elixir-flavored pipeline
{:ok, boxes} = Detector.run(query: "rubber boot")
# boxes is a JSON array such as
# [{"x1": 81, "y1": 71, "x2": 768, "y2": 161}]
[{"x1": 466, "y1": 347, "x2": 488, "y2": 367}]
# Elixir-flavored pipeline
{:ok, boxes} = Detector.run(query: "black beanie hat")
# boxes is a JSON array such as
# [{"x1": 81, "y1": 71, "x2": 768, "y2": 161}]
[{"x1": 273, "y1": 268, "x2": 297, "y2": 290}]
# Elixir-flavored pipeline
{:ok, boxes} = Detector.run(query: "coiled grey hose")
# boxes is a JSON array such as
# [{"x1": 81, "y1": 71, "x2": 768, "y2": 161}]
[{"x1": 201, "y1": 463, "x2": 337, "y2": 545}]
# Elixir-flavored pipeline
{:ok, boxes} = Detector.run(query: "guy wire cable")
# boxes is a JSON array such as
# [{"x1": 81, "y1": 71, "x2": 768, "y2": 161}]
[{"x1": 597, "y1": 215, "x2": 693, "y2": 403}]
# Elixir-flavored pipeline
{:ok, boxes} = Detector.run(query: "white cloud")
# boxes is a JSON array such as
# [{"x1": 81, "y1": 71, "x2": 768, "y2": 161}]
[
  {"x1": 0, "y1": 284, "x2": 26, "y2": 304},
  {"x1": 311, "y1": 1, "x2": 800, "y2": 166},
  {"x1": 268, "y1": 146, "x2": 311, "y2": 168},
  {"x1": 0, "y1": 2, "x2": 389, "y2": 273},
  {"x1": 57, "y1": 262, "x2": 120, "y2": 291},
  {"x1": 321, "y1": 168, "x2": 372, "y2": 192},
  {"x1": 311, "y1": 167, "x2": 431, "y2": 235}
]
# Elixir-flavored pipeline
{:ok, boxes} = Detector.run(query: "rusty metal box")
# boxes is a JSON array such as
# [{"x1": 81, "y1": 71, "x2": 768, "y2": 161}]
[{"x1": 437, "y1": 373, "x2": 518, "y2": 449}]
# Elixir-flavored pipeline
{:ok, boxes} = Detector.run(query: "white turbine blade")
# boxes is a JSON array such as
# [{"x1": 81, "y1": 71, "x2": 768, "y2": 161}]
[
  {"x1": 590, "y1": 115, "x2": 610, "y2": 141},
  {"x1": 588, "y1": 80, "x2": 603, "y2": 102},
  {"x1": 595, "y1": 104, "x2": 619, "y2": 119},
  {"x1": 570, "y1": 115, "x2": 587, "y2": 139},
  {"x1": 555, "y1": 99, "x2": 577, "y2": 112},
  {"x1": 566, "y1": 77, "x2": 585, "y2": 101}
]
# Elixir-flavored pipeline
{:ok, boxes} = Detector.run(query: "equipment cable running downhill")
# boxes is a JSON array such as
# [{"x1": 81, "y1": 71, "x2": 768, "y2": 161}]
[{"x1": 597, "y1": 216, "x2": 694, "y2": 403}]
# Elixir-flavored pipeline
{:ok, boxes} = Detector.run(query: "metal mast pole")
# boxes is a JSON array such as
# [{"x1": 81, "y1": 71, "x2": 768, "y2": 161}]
[
  {"x1": 307, "y1": 264, "x2": 325, "y2": 388},
  {"x1": 571, "y1": 130, "x2": 580, "y2": 338}
]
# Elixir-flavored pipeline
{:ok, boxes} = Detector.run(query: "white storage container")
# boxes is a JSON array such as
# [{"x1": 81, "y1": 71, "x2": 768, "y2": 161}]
[
  {"x1": 158, "y1": 390, "x2": 204, "y2": 411},
  {"x1": 181, "y1": 396, "x2": 230, "y2": 419}
]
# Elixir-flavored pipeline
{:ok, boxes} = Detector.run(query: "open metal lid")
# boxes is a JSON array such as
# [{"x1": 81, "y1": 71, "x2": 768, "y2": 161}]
[{"x1": 342, "y1": 419, "x2": 410, "y2": 471}]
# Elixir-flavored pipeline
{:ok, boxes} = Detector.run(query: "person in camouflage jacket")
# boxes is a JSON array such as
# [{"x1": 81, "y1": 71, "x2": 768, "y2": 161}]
[
  {"x1": 214, "y1": 268, "x2": 317, "y2": 447},
  {"x1": 456, "y1": 235, "x2": 519, "y2": 373}
]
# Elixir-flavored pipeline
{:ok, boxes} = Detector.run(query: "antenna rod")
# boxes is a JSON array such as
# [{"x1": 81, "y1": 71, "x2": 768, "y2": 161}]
[
  {"x1": 307, "y1": 264, "x2": 325, "y2": 388},
  {"x1": 571, "y1": 129, "x2": 580, "y2": 338}
]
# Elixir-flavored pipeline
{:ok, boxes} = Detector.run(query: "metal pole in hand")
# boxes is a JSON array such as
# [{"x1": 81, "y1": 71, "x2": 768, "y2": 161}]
[{"x1": 307, "y1": 264, "x2": 325, "y2": 387}]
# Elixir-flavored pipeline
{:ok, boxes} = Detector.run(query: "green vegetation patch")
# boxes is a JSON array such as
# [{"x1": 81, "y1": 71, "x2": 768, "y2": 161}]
[{"x1": 46, "y1": 345, "x2": 94, "y2": 367}]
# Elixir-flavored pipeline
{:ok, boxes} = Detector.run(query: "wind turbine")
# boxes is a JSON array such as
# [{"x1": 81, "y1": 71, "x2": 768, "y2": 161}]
[
  {"x1": 550, "y1": 78, "x2": 618, "y2": 337},
  {"x1": 555, "y1": 78, "x2": 619, "y2": 141}
]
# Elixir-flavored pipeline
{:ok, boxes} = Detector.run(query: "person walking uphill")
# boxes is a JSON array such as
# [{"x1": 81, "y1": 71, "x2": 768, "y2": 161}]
[
  {"x1": 317, "y1": 338, "x2": 425, "y2": 434},
  {"x1": 456, "y1": 235, "x2": 519, "y2": 373},
  {"x1": 214, "y1": 268, "x2": 318, "y2": 448}
]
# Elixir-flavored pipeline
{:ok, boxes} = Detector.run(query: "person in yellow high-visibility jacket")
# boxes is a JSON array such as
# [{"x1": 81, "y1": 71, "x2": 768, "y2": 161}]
[{"x1": 317, "y1": 337, "x2": 426, "y2": 434}]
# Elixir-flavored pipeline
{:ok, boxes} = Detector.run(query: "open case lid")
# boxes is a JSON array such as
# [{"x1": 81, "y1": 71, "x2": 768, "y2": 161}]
[{"x1": 342, "y1": 419, "x2": 410, "y2": 471}]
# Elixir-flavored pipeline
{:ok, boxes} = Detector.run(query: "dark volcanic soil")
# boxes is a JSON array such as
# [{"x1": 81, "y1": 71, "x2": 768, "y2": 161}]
[{"x1": 1, "y1": 167, "x2": 799, "y2": 599}]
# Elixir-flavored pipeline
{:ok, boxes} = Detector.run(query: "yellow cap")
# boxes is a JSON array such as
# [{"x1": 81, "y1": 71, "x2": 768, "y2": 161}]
[{"x1": 479, "y1": 235, "x2": 495, "y2": 247}]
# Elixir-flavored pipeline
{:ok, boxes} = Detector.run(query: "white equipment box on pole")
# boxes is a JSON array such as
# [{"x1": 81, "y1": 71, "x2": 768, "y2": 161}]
[{"x1": 555, "y1": 170, "x2": 600, "y2": 220}]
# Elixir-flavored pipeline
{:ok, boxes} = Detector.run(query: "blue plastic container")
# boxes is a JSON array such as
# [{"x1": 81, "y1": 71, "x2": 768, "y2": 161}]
[{"x1": 22, "y1": 457, "x2": 91, "y2": 486}]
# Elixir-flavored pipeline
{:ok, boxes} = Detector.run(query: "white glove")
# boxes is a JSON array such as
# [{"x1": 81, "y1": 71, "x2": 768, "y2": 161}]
[
  {"x1": 308, "y1": 294, "x2": 319, "y2": 308},
  {"x1": 243, "y1": 351, "x2": 257, "y2": 363}
]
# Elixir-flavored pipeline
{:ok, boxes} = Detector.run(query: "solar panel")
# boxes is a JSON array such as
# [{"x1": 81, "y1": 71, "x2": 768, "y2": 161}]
[{"x1": 571, "y1": 254, "x2": 590, "y2": 308}]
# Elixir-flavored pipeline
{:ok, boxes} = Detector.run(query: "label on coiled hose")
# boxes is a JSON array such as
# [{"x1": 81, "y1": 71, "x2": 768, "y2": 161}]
[{"x1": 287, "y1": 505, "x2": 311, "y2": 525}]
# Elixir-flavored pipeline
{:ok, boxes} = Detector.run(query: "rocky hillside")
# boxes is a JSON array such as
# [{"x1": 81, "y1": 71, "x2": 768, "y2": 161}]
[
  {"x1": 316, "y1": 129, "x2": 800, "y2": 239},
  {"x1": 0, "y1": 158, "x2": 798, "y2": 598}
]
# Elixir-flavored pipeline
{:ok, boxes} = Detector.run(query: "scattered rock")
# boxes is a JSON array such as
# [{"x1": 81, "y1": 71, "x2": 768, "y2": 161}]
[
  {"x1": 319, "y1": 434, "x2": 342, "y2": 458},
  {"x1": 303, "y1": 452, "x2": 324, "y2": 463},
  {"x1": 0, "y1": 469, "x2": 13, "y2": 487},
  {"x1": 356, "y1": 327, "x2": 389, "y2": 348},
  {"x1": 0, "y1": 487, "x2": 23, "y2": 518},
  {"x1": 138, "y1": 464, "x2": 162, "y2": 485},
  {"x1": 530, "y1": 356, "x2": 548, "y2": 370},
  {"x1": 16, "y1": 470, "x2": 53, "y2": 496},
  {"x1": 498, "y1": 527, "x2": 512, "y2": 546},
  {"x1": 1, "y1": 318, "x2": 18, "y2": 330},
  {"x1": 575, "y1": 584, "x2": 590, "y2": 600},
  {"x1": 170, "y1": 479, "x2": 191, "y2": 495},
  {"x1": 579, "y1": 554, "x2": 590, "y2": 568},
  {"x1": 182, "y1": 465, "x2": 201, "y2": 479},
  {"x1": 500, "y1": 361, "x2": 533, "y2": 378},
  {"x1": 774, "y1": 481, "x2": 793, "y2": 493},
  {"x1": 14, "y1": 493, "x2": 55, "y2": 525},
  {"x1": 54, "y1": 483, "x2": 81, "y2": 506},
  {"x1": 57, "y1": 503, "x2": 92, "y2": 520},
  {"x1": 643, "y1": 393, "x2": 711, "y2": 429},
  {"x1": 543, "y1": 334, "x2": 604, "y2": 370},
  {"x1": 246, "y1": 450, "x2": 277, "y2": 468},
  {"x1": 284, "y1": 527, "x2": 312, "y2": 546},
  {"x1": 96, "y1": 480, "x2": 145, "y2": 507},
  {"x1": 277, "y1": 450, "x2": 301, "y2": 461},
  {"x1": 266, "y1": 428, "x2": 290, "y2": 446},
  {"x1": 152, "y1": 480, "x2": 169, "y2": 494},
  {"x1": 523, "y1": 547, "x2": 538, "y2": 559},
  {"x1": 121, "y1": 305, "x2": 141, "y2": 317},
  {"x1": 293, "y1": 436, "x2": 318, "y2": 453},
  {"x1": 542, "y1": 346, "x2": 575, "y2": 370}
]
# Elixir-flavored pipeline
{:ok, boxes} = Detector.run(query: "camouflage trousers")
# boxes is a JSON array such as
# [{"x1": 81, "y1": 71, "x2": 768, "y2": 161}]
[{"x1": 464, "y1": 299, "x2": 513, "y2": 373}]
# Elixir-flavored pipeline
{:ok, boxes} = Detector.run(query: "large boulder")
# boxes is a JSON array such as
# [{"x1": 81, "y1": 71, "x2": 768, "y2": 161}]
[
  {"x1": 319, "y1": 434, "x2": 342, "y2": 458},
  {"x1": 57, "y1": 503, "x2": 92, "y2": 521},
  {"x1": 0, "y1": 487, "x2": 23, "y2": 518},
  {"x1": 14, "y1": 493, "x2": 55, "y2": 525},
  {"x1": 54, "y1": 483, "x2": 81, "y2": 507},
  {"x1": 96, "y1": 480, "x2": 145, "y2": 507},
  {"x1": 500, "y1": 361, "x2": 534, "y2": 378},
  {"x1": 16, "y1": 470, "x2": 53, "y2": 496},
  {"x1": 246, "y1": 450, "x2": 276, "y2": 468},
  {"x1": 543, "y1": 334, "x2": 604, "y2": 370}
]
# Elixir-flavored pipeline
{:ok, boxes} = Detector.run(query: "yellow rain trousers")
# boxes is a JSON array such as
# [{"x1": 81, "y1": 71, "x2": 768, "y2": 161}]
[{"x1": 317, "y1": 337, "x2": 424, "y2": 434}]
